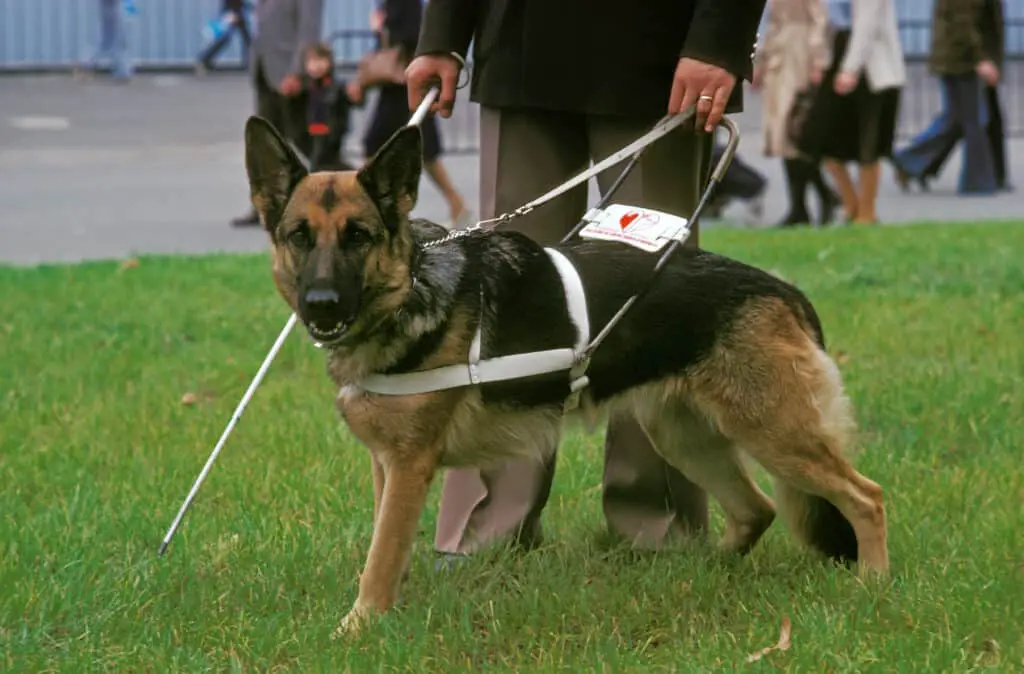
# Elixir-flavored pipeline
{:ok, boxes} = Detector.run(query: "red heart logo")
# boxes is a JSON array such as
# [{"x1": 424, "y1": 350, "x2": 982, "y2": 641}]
[{"x1": 619, "y1": 211, "x2": 639, "y2": 229}]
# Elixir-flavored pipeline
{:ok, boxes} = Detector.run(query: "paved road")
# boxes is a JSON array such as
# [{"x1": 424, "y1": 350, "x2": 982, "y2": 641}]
[{"x1": 1, "y1": 72, "x2": 1021, "y2": 266}]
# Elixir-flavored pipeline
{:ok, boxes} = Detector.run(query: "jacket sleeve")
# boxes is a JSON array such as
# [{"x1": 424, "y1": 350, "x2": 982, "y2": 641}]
[
  {"x1": 808, "y1": 0, "x2": 832, "y2": 71},
  {"x1": 290, "y1": 0, "x2": 325, "y2": 75},
  {"x1": 960, "y1": 0, "x2": 987, "y2": 64},
  {"x1": 383, "y1": 0, "x2": 423, "y2": 54},
  {"x1": 680, "y1": 0, "x2": 768, "y2": 82},
  {"x1": 413, "y1": 0, "x2": 479, "y2": 59},
  {"x1": 840, "y1": 0, "x2": 885, "y2": 75},
  {"x1": 979, "y1": 0, "x2": 1004, "y2": 64},
  {"x1": 938, "y1": 0, "x2": 987, "y2": 66}
]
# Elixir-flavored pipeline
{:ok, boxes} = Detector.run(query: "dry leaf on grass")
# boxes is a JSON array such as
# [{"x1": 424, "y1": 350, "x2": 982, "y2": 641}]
[
  {"x1": 746, "y1": 616, "x2": 792, "y2": 663},
  {"x1": 118, "y1": 258, "x2": 140, "y2": 272},
  {"x1": 180, "y1": 390, "x2": 217, "y2": 406},
  {"x1": 833, "y1": 350, "x2": 851, "y2": 365}
]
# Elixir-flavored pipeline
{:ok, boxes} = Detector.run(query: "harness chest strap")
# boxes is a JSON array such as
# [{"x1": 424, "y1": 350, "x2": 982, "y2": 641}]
[{"x1": 357, "y1": 248, "x2": 591, "y2": 400}]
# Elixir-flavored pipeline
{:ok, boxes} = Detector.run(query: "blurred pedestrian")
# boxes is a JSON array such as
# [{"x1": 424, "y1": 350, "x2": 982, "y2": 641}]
[
  {"x1": 753, "y1": 0, "x2": 840, "y2": 227},
  {"x1": 889, "y1": 0, "x2": 998, "y2": 196},
  {"x1": 74, "y1": 0, "x2": 136, "y2": 83},
  {"x1": 704, "y1": 139, "x2": 768, "y2": 223},
  {"x1": 300, "y1": 42, "x2": 356, "y2": 171},
  {"x1": 983, "y1": 0, "x2": 1010, "y2": 190},
  {"x1": 798, "y1": 0, "x2": 905, "y2": 224},
  {"x1": 982, "y1": 0, "x2": 1010, "y2": 190},
  {"x1": 232, "y1": 0, "x2": 325, "y2": 228},
  {"x1": 406, "y1": 0, "x2": 764, "y2": 561},
  {"x1": 893, "y1": 0, "x2": 1009, "y2": 192},
  {"x1": 349, "y1": 0, "x2": 469, "y2": 228},
  {"x1": 195, "y1": 0, "x2": 253, "y2": 75}
]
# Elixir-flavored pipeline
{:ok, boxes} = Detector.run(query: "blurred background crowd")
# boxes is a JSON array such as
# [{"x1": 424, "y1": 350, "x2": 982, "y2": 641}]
[{"x1": 0, "y1": 0, "x2": 1019, "y2": 233}]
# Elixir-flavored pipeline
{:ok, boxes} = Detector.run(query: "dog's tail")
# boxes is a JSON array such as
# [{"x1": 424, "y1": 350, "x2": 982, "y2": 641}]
[{"x1": 774, "y1": 482, "x2": 858, "y2": 564}]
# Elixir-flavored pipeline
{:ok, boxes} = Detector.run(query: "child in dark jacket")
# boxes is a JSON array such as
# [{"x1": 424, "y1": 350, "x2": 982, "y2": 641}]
[{"x1": 301, "y1": 42, "x2": 356, "y2": 171}]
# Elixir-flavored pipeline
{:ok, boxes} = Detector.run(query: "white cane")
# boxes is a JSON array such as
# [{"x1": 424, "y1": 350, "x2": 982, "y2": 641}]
[{"x1": 157, "y1": 86, "x2": 442, "y2": 556}]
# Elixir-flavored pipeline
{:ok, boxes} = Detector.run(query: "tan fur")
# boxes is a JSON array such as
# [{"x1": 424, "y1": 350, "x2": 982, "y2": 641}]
[
  {"x1": 245, "y1": 122, "x2": 889, "y2": 639},
  {"x1": 678, "y1": 299, "x2": 886, "y2": 570},
  {"x1": 330, "y1": 298, "x2": 888, "y2": 635},
  {"x1": 621, "y1": 298, "x2": 886, "y2": 565}
]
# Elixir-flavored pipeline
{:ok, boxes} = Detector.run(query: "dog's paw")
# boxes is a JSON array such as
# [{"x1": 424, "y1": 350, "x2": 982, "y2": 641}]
[{"x1": 331, "y1": 603, "x2": 371, "y2": 640}]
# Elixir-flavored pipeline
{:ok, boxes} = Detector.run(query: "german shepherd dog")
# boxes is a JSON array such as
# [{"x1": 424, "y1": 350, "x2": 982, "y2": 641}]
[{"x1": 243, "y1": 116, "x2": 889, "y2": 636}]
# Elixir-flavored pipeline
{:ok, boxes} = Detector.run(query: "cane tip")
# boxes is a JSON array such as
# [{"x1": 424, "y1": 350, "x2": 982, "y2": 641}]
[{"x1": 158, "y1": 540, "x2": 169, "y2": 556}]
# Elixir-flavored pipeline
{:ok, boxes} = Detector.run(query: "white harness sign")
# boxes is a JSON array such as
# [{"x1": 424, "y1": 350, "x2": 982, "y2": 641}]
[{"x1": 578, "y1": 204, "x2": 691, "y2": 253}]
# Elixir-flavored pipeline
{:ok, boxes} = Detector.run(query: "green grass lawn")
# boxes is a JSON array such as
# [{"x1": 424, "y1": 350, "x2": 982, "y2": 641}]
[{"x1": 1, "y1": 222, "x2": 1022, "y2": 672}]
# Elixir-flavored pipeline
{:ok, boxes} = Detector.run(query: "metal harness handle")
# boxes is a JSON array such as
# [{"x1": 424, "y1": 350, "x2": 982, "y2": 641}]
[{"x1": 557, "y1": 116, "x2": 743, "y2": 413}]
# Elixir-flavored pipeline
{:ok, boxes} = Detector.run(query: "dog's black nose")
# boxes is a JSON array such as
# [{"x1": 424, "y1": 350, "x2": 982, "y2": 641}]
[{"x1": 304, "y1": 288, "x2": 340, "y2": 306}]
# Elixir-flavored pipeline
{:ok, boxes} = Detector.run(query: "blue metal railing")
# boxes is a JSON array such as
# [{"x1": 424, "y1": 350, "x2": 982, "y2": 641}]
[
  {"x1": 2, "y1": 1, "x2": 1021, "y2": 144},
  {"x1": 0, "y1": 0, "x2": 377, "y2": 69},
  {"x1": 3, "y1": 0, "x2": 1022, "y2": 70}
]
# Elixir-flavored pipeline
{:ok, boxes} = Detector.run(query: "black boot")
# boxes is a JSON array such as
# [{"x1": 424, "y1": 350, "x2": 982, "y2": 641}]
[
  {"x1": 808, "y1": 162, "x2": 841, "y2": 225},
  {"x1": 776, "y1": 158, "x2": 811, "y2": 227}
]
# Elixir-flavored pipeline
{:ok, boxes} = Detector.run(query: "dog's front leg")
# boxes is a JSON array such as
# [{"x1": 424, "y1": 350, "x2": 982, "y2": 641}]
[
  {"x1": 370, "y1": 452, "x2": 385, "y2": 526},
  {"x1": 333, "y1": 451, "x2": 439, "y2": 637}
]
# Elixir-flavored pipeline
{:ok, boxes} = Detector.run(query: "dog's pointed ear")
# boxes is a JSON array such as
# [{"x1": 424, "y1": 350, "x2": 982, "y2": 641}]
[
  {"x1": 356, "y1": 125, "x2": 422, "y2": 229},
  {"x1": 244, "y1": 115, "x2": 308, "y2": 239}
]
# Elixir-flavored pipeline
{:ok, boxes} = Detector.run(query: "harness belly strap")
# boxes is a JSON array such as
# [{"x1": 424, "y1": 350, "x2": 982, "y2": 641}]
[
  {"x1": 358, "y1": 248, "x2": 590, "y2": 397},
  {"x1": 544, "y1": 248, "x2": 590, "y2": 354}
]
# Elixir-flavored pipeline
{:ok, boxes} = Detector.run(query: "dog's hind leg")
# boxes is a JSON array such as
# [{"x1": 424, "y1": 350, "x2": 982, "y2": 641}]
[
  {"x1": 333, "y1": 450, "x2": 440, "y2": 637},
  {"x1": 638, "y1": 401, "x2": 776, "y2": 556},
  {"x1": 738, "y1": 430, "x2": 886, "y2": 576},
  {"x1": 696, "y1": 341, "x2": 889, "y2": 577}
]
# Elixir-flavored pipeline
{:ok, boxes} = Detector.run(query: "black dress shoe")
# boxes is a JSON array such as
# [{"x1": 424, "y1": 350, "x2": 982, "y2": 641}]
[
  {"x1": 703, "y1": 195, "x2": 729, "y2": 219},
  {"x1": 775, "y1": 212, "x2": 811, "y2": 228},
  {"x1": 230, "y1": 210, "x2": 260, "y2": 227},
  {"x1": 433, "y1": 552, "x2": 469, "y2": 574},
  {"x1": 894, "y1": 165, "x2": 931, "y2": 192},
  {"x1": 818, "y1": 189, "x2": 842, "y2": 225},
  {"x1": 893, "y1": 165, "x2": 911, "y2": 192}
]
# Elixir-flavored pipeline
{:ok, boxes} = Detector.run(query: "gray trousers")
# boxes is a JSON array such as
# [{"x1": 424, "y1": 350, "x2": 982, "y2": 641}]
[{"x1": 434, "y1": 105, "x2": 714, "y2": 554}]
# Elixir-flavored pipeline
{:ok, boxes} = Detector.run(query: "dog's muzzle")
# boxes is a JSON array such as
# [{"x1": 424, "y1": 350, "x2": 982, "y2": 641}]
[{"x1": 301, "y1": 287, "x2": 351, "y2": 347}]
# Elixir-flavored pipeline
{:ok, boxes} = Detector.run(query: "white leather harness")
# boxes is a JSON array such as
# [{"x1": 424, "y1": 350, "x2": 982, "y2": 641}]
[{"x1": 358, "y1": 248, "x2": 592, "y2": 408}]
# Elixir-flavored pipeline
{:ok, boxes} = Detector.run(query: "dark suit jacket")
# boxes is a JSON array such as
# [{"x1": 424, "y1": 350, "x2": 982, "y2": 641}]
[
  {"x1": 980, "y1": 0, "x2": 1005, "y2": 67},
  {"x1": 414, "y1": 0, "x2": 765, "y2": 117},
  {"x1": 380, "y1": 0, "x2": 423, "y2": 56}
]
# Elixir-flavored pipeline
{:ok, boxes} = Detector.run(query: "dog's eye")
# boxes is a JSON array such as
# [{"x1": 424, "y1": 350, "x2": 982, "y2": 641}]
[
  {"x1": 288, "y1": 222, "x2": 314, "y2": 250},
  {"x1": 344, "y1": 225, "x2": 372, "y2": 247}
]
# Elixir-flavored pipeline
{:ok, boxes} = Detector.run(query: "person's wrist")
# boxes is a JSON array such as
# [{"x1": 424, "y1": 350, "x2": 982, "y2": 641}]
[{"x1": 416, "y1": 51, "x2": 463, "y2": 66}]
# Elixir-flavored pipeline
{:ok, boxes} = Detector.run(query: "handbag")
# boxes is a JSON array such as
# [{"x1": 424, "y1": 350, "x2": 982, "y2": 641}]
[
  {"x1": 356, "y1": 28, "x2": 408, "y2": 88},
  {"x1": 786, "y1": 84, "x2": 820, "y2": 147}
]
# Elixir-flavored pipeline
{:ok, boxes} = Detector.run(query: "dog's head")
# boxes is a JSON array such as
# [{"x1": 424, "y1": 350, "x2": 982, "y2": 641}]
[{"x1": 243, "y1": 116, "x2": 423, "y2": 347}]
